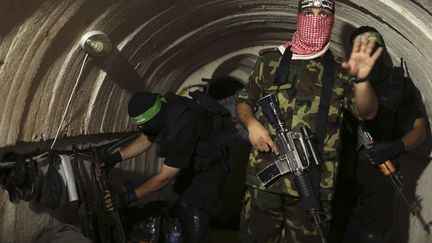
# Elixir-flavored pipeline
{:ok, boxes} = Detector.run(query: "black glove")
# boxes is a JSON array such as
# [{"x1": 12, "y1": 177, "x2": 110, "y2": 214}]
[
  {"x1": 99, "y1": 151, "x2": 122, "y2": 171},
  {"x1": 367, "y1": 140, "x2": 405, "y2": 165},
  {"x1": 104, "y1": 188, "x2": 138, "y2": 211}
]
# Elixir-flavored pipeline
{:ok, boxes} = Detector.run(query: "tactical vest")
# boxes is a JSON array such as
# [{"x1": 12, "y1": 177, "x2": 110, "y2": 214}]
[
  {"x1": 156, "y1": 92, "x2": 236, "y2": 172},
  {"x1": 189, "y1": 91, "x2": 237, "y2": 171}
]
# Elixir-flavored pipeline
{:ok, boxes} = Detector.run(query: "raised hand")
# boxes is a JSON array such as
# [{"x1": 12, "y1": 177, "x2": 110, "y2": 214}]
[{"x1": 342, "y1": 33, "x2": 384, "y2": 80}]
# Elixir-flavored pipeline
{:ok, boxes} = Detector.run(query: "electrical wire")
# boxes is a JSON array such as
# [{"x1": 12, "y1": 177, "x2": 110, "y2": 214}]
[{"x1": 50, "y1": 53, "x2": 89, "y2": 150}]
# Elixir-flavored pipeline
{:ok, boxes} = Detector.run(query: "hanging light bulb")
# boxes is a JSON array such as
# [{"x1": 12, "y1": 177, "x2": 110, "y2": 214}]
[{"x1": 79, "y1": 30, "x2": 112, "y2": 57}]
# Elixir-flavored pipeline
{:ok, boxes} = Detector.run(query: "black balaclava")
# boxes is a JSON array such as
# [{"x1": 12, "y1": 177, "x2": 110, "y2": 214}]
[
  {"x1": 128, "y1": 91, "x2": 167, "y2": 137},
  {"x1": 350, "y1": 26, "x2": 390, "y2": 84}
]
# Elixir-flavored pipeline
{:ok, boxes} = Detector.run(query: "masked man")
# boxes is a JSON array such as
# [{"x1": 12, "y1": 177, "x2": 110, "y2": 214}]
[
  {"x1": 102, "y1": 91, "x2": 236, "y2": 243},
  {"x1": 328, "y1": 26, "x2": 427, "y2": 243},
  {"x1": 236, "y1": 1, "x2": 383, "y2": 242}
]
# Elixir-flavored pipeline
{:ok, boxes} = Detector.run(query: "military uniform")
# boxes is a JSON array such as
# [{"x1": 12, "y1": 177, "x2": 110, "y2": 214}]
[{"x1": 237, "y1": 47, "x2": 355, "y2": 243}]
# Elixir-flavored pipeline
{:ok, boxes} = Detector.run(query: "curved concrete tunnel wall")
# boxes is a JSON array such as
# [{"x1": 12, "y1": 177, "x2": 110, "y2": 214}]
[{"x1": 0, "y1": 0, "x2": 431, "y2": 242}]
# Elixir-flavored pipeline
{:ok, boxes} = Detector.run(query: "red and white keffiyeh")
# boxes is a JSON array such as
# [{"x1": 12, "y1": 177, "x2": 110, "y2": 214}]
[{"x1": 284, "y1": 14, "x2": 334, "y2": 55}]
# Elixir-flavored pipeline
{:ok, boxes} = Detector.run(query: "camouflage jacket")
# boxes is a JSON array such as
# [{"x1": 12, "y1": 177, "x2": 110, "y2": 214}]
[{"x1": 237, "y1": 47, "x2": 355, "y2": 201}]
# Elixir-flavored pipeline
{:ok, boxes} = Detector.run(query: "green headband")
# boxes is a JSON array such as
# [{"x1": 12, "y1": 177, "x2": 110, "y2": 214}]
[
  {"x1": 132, "y1": 95, "x2": 166, "y2": 125},
  {"x1": 353, "y1": 31, "x2": 384, "y2": 46}
]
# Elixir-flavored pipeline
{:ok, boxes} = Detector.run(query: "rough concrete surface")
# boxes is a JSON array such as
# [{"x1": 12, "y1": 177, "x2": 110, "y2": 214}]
[{"x1": 0, "y1": 0, "x2": 431, "y2": 242}]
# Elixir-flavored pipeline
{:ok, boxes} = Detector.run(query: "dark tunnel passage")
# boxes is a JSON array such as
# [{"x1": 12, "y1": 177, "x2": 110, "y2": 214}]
[{"x1": 1, "y1": 1, "x2": 432, "y2": 242}]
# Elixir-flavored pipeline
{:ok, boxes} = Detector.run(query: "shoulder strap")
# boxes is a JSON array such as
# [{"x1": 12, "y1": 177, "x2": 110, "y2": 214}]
[
  {"x1": 314, "y1": 51, "x2": 336, "y2": 152},
  {"x1": 307, "y1": 51, "x2": 336, "y2": 208},
  {"x1": 189, "y1": 90, "x2": 230, "y2": 115},
  {"x1": 272, "y1": 48, "x2": 336, "y2": 150},
  {"x1": 274, "y1": 48, "x2": 293, "y2": 85}
]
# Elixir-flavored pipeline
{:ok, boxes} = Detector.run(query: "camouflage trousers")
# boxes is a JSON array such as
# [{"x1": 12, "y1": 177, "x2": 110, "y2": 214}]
[{"x1": 240, "y1": 187, "x2": 330, "y2": 243}]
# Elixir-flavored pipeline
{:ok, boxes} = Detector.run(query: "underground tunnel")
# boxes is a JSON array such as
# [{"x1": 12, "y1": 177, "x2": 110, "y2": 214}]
[{"x1": 0, "y1": 0, "x2": 432, "y2": 242}]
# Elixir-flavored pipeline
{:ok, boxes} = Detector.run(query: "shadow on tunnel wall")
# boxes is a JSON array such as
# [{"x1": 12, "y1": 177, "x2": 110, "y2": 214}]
[
  {"x1": 16, "y1": 1, "x2": 117, "y2": 135},
  {"x1": 89, "y1": 47, "x2": 145, "y2": 93},
  {"x1": 389, "y1": 128, "x2": 432, "y2": 243},
  {"x1": 204, "y1": 77, "x2": 251, "y2": 230}
]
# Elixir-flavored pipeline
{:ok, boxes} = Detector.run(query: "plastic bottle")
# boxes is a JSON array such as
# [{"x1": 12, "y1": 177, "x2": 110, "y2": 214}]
[
  {"x1": 169, "y1": 218, "x2": 182, "y2": 243},
  {"x1": 144, "y1": 217, "x2": 157, "y2": 240},
  {"x1": 131, "y1": 217, "x2": 157, "y2": 242}
]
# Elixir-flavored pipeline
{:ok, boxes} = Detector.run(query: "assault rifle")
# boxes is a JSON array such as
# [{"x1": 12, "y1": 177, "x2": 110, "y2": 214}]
[
  {"x1": 256, "y1": 93, "x2": 327, "y2": 243},
  {"x1": 358, "y1": 126, "x2": 432, "y2": 233},
  {"x1": 90, "y1": 147, "x2": 127, "y2": 243},
  {"x1": 71, "y1": 145, "x2": 95, "y2": 240}
]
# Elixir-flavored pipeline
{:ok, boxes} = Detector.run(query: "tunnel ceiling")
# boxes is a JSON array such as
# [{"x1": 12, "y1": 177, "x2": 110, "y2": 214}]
[{"x1": 0, "y1": 0, "x2": 431, "y2": 148}]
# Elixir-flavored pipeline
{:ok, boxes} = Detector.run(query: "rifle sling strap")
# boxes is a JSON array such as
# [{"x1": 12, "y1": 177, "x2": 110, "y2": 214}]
[
  {"x1": 274, "y1": 47, "x2": 293, "y2": 85},
  {"x1": 273, "y1": 48, "x2": 335, "y2": 150},
  {"x1": 273, "y1": 48, "x2": 335, "y2": 204},
  {"x1": 315, "y1": 51, "x2": 336, "y2": 151},
  {"x1": 308, "y1": 51, "x2": 336, "y2": 204}
]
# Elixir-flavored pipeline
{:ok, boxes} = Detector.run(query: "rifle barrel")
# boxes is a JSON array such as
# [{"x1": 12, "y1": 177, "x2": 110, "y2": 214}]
[
  {"x1": 311, "y1": 213, "x2": 327, "y2": 243},
  {"x1": 91, "y1": 147, "x2": 127, "y2": 243},
  {"x1": 387, "y1": 172, "x2": 432, "y2": 233}
]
